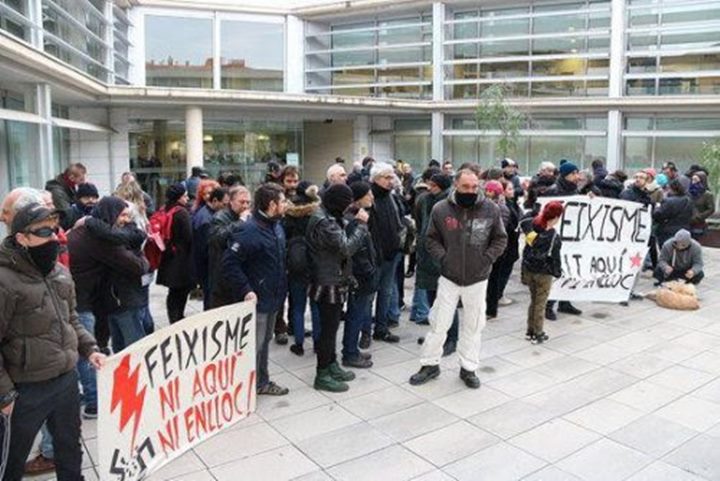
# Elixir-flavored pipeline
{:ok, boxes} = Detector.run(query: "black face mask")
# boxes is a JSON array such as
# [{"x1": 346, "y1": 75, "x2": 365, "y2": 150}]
[
  {"x1": 27, "y1": 241, "x2": 60, "y2": 276},
  {"x1": 456, "y1": 192, "x2": 478, "y2": 208}
]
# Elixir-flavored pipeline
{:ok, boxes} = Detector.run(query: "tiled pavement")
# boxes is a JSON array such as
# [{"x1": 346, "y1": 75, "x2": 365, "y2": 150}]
[{"x1": 33, "y1": 248, "x2": 720, "y2": 481}]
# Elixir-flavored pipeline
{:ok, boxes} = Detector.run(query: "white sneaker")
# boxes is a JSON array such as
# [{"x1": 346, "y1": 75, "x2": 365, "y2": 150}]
[{"x1": 498, "y1": 297, "x2": 513, "y2": 306}]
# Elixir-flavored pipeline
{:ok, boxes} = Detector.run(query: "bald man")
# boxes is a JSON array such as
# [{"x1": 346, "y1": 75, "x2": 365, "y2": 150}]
[
  {"x1": 1, "y1": 187, "x2": 44, "y2": 227},
  {"x1": 326, "y1": 164, "x2": 348, "y2": 186}
]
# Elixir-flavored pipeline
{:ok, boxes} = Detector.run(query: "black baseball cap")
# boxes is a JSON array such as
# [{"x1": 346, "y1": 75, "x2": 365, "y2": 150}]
[{"x1": 11, "y1": 203, "x2": 59, "y2": 235}]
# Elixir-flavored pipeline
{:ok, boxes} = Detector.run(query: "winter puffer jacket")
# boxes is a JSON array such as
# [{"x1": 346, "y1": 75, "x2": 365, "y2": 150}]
[
  {"x1": 0, "y1": 238, "x2": 97, "y2": 396},
  {"x1": 653, "y1": 194, "x2": 694, "y2": 242},
  {"x1": 426, "y1": 191, "x2": 508, "y2": 286}
]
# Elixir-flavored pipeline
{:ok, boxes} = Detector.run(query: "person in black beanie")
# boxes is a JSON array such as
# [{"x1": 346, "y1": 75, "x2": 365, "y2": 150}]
[
  {"x1": 157, "y1": 182, "x2": 195, "y2": 323},
  {"x1": 343, "y1": 181, "x2": 377, "y2": 367},
  {"x1": 307, "y1": 184, "x2": 369, "y2": 392}
]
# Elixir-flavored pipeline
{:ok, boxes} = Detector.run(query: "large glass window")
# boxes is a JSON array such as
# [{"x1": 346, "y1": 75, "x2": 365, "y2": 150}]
[
  {"x1": 145, "y1": 16, "x2": 213, "y2": 88},
  {"x1": 305, "y1": 14, "x2": 432, "y2": 98},
  {"x1": 626, "y1": 0, "x2": 720, "y2": 95},
  {"x1": 394, "y1": 119, "x2": 431, "y2": 173},
  {"x1": 220, "y1": 20, "x2": 284, "y2": 91},
  {"x1": 0, "y1": 0, "x2": 30, "y2": 40},
  {"x1": 623, "y1": 115, "x2": 720, "y2": 171},
  {"x1": 445, "y1": 1, "x2": 611, "y2": 99},
  {"x1": 129, "y1": 119, "x2": 303, "y2": 206}
]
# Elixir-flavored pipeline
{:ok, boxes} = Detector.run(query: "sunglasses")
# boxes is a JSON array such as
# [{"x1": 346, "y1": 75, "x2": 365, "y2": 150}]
[{"x1": 26, "y1": 226, "x2": 59, "y2": 238}]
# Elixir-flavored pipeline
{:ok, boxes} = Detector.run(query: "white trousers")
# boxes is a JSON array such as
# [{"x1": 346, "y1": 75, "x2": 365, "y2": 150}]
[{"x1": 421, "y1": 276, "x2": 488, "y2": 371}]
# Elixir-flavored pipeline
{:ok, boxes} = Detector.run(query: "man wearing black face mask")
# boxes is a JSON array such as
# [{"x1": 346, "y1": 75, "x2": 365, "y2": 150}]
[
  {"x1": 409, "y1": 169, "x2": 507, "y2": 389},
  {"x1": 0, "y1": 203, "x2": 105, "y2": 481}
]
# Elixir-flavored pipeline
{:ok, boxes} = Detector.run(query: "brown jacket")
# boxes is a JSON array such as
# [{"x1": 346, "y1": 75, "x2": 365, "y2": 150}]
[
  {"x1": 426, "y1": 191, "x2": 508, "y2": 286},
  {"x1": 0, "y1": 238, "x2": 97, "y2": 396}
]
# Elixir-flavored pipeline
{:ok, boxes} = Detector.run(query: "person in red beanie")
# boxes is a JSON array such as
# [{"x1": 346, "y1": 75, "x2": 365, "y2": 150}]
[{"x1": 519, "y1": 201, "x2": 565, "y2": 344}]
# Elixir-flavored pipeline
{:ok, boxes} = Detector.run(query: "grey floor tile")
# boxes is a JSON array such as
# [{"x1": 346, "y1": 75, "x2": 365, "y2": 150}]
[
  {"x1": 369, "y1": 402, "x2": 459, "y2": 443},
  {"x1": 609, "y1": 414, "x2": 698, "y2": 458},
  {"x1": 645, "y1": 365, "x2": 715, "y2": 393},
  {"x1": 655, "y1": 396, "x2": 720, "y2": 431},
  {"x1": 509, "y1": 419, "x2": 600, "y2": 463},
  {"x1": 210, "y1": 445, "x2": 318, "y2": 481},
  {"x1": 521, "y1": 465, "x2": 582, "y2": 481},
  {"x1": 663, "y1": 434, "x2": 720, "y2": 481},
  {"x1": 270, "y1": 404, "x2": 361, "y2": 443},
  {"x1": 327, "y1": 445, "x2": 434, "y2": 481},
  {"x1": 487, "y1": 369, "x2": 558, "y2": 398},
  {"x1": 609, "y1": 380, "x2": 684, "y2": 412},
  {"x1": 296, "y1": 422, "x2": 393, "y2": 468},
  {"x1": 444, "y1": 441, "x2": 546, "y2": 481},
  {"x1": 339, "y1": 385, "x2": 424, "y2": 420},
  {"x1": 556, "y1": 438, "x2": 651, "y2": 481},
  {"x1": 468, "y1": 399, "x2": 557, "y2": 439},
  {"x1": 194, "y1": 421, "x2": 288, "y2": 467},
  {"x1": 403, "y1": 420, "x2": 500, "y2": 466},
  {"x1": 432, "y1": 385, "x2": 512, "y2": 418},
  {"x1": 563, "y1": 398, "x2": 645, "y2": 435},
  {"x1": 625, "y1": 461, "x2": 710, "y2": 481}
]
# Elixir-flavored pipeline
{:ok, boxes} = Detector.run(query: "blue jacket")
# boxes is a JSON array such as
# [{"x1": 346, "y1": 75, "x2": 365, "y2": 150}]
[
  {"x1": 218, "y1": 211, "x2": 287, "y2": 313},
  {"x1": 192, "y1": 204, "x2": 215, "y2": 282}
]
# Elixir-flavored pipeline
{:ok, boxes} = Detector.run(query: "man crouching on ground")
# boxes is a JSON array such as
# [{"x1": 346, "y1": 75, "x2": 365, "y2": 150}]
[{"x1": 409, "y1": 168, "x2": 507, "y2": 389}]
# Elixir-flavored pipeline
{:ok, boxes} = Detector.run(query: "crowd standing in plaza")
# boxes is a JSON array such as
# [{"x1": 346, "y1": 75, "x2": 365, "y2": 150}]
[{"x1": 0, "y1": 153, "x2": 714, "y2": 480}]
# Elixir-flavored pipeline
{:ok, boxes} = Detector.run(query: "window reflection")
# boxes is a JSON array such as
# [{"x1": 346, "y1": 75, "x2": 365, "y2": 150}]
[
  {"x1": 145, "y1": 16, "x2": 213, "y2": 88},
  {"x1": 220, "y1": 21, "x2": 284, "y2": 91}
]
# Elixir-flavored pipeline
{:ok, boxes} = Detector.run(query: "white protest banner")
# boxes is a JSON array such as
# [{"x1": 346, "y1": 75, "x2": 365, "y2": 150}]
[
  {"x1": 538, "y1": 195, "x2": 652, "y2": 303},
  {"x1": 97, "y1": 301, "x2": 256, "y2": 481}
]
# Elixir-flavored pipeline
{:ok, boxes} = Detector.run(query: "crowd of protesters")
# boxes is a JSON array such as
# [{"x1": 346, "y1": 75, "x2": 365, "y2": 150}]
[{"x1": 0, "y1": 154, "x2": 714, "y2": 480}]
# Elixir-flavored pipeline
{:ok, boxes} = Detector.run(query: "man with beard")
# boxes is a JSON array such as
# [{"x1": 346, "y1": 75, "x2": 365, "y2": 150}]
[
  {"x1": 217, "y1": 183, "x2": 289, "y2": 396},
  {"x1": 501, "y1": 158, "x2": 523, "y2": 199}
]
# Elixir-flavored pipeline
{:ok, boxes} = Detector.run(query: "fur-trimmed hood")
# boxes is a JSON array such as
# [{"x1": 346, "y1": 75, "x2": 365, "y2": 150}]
[{"x1": 286, "y1": 199, "x2": 320, "y2": 218}]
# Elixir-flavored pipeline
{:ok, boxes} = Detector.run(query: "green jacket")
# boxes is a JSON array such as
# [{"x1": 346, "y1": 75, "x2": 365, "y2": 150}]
[
  {"x1": 691, "y1": 191, "x2": 716, "y2": 227},
  {"x1": 0, "y1": 238, "x2": 97, "y2": 396}
]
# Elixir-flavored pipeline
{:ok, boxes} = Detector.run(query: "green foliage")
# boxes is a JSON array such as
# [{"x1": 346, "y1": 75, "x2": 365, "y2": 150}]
[
  {"x1": 475, "y1": 84, "x2": 527, "y2": 159},
  {"x1": 700, "y1": 140, "x2": 720, "y2": 208}
]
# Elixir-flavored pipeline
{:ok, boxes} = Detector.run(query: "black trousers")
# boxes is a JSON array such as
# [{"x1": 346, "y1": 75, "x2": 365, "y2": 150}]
[
  {"x1": 1, "y1": 371, "x2": 83, "y2": 481},
  {"x1": 317, "y1": 302, "x2": 343, "y2": 369},
  {"x1": 486, "y1": 255, "x2": 518, "y2": 316},
  {"x1": 167, "y1": 286, "x2": 192, "y2": 324}
]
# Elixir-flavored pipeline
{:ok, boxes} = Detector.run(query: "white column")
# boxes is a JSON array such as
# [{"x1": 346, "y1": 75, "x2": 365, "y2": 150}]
[
  {"x1": 431, "y1": 111, "x2": 444, "y2": 161},
  {"x1": 606, "y1": 0, "x2": 626, "y2": 170},
  {"x1": 607, "y1": 110, "x2": 623, "y2": 171},
  {"x1": 185, "y1": 106, "x2": 203, "y2": 176},
  {"x1": 608, "y1": 0, "x2": 626, "y2": 98},
  {"x1": 213, "y1": 13, "x2": 221, "y2": 89},
  {"x1": 286, "y1": 15, "x2": 305, "y2": 93},
  {"x1": 104, "y1": 0, "x2": 115, "y2": 84},
  {"x1": 432, "y1": 2, "x2": 445, "y2": 101},
  {"x1": 27, "y1": 0, "x2": 43, "y2": 48},
  {"x1": 36, "y1": 84, "x2": 55, "y2": 184}
]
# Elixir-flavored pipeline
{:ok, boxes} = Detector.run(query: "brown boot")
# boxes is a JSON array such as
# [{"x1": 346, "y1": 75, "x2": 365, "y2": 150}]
[{"x1": 25, "y1": 454, "x2": 55, "y2": 475}]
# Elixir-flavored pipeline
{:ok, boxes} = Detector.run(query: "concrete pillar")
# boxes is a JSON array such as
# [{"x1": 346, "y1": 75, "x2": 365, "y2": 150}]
[
  {"x1": 36, "y1": 84, "x2": 55, "y2": 185},
  {"x1": 608, "y1": 0, "x2": 626, "y2": 98},
  {"x1": 431, "y1": 112, "x2": 444, "y2": 161},
  {"x1": 432, "y1": 2, "x2": 445, "y2": 101},
  {"x1": 607, "y1": 110, "x2": 623, "y2": 171},
  {"x1": 185, "y1": 106, "x2": 203, "y2": 176},
  {"x1": 286, "y1": 15, "x2": 305, "y2": 94},
  {"x1": 352, "y1": 115, "x2": 370, "y2": 161},
  {"x1": 27, "y1": 0, "x2": 43, "y2": 48}
]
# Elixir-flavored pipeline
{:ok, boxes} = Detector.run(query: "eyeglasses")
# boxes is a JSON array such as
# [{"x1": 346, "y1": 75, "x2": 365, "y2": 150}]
[{"x1": 26, "y1": 226, "x2": 59, "y2": 238}]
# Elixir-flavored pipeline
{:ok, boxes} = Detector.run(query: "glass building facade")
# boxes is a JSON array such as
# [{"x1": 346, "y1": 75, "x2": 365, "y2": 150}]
[{"x1": 3, "y1": 0, "x2": 720, "y2": 202}]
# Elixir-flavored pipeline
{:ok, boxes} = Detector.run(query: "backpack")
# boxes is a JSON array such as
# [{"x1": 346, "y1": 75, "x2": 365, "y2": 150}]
[
  {"x1": 145, "y1": 206, "x2": 181, "y2": 270},
  {"x1": 522, "y1": 230, "x2": 558, "y2": 275},
  {"x1": 286, "y1": 236, "x2": 310, "y2": 278}
]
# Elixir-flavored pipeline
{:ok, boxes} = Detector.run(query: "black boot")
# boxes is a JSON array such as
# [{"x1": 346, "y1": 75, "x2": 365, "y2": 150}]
[
  {"x1": 545, "y1": 307, "x2": 557, "y2": 321},
  {"x1": 409, "y1": 365, "x2": 440, "y2": 386},
  {"x1": 558, "y1": 301, "x2": 582, "y2": 315},
  {"x1": 459, "y1": 368, "x2": 481, "y2": 389}
]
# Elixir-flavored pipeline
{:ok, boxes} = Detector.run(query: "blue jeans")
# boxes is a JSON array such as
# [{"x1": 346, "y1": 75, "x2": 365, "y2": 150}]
[
  {"x1": 410, "y1": 288, "x2": 429, "y2": 322},
  {"x1": 76, "y1": 311, "x2": 97, "y2": 409},
  {"x1": 374, "y1": 252, "x2": 402, "y2": 334},
  {"x1": 344, "y1": 291, "x2": 374, "y2": 360},
  {"x1": 108, "y1": 307, "x2": 147, "y2": 353},
  {"x1": 288, "y1": 278, "x2": 320, "y2": 347},
  {"x1": 256, "y1": 311, "x2": 275, "y2": 389},
  {"x1": 141, "y1": 285, "x2": 154, "y2": 334}
]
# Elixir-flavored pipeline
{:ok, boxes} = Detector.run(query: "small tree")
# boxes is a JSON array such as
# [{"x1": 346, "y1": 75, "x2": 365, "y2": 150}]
[
  {"x1": 700, "y1": 140, "x2": 720, "y2": 211},
  {"x1": 475, "y1": 84, "x2": 527, "y2": 159}
]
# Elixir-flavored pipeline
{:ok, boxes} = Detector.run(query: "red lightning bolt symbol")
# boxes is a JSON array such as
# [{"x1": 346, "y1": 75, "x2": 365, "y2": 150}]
[{"x1": 111, "y1": 354, "x2": 147, "y2": 452}]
